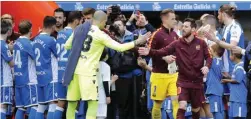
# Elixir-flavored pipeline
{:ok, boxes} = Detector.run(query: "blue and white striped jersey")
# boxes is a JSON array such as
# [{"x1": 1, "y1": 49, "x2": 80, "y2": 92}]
[
  {"x1": 13, "y1": 36, "x2": 37, "y2": 86},
  {"x1": 33, "y1": 33, "x2": 58, "y2": 86},
  {"x1": 0, "y1": 40, "x2": 13, "y2": 86},
  {"x1": 56, "y1": 27, "x2": 73, "y2": 82}
]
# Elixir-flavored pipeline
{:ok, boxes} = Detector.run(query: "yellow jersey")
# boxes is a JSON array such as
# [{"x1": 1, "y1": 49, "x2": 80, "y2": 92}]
[{"x1": 65, "y1": 25, "x2": 135, "y2": 76}]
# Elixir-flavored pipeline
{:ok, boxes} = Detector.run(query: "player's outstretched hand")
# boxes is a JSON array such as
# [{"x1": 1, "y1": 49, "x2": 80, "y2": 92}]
[
  {"x1": 138, "y1": 47, "x2": 150, "y2": 56},
  {"x1": 106, "y1": 97, "x2": 111, "y2": 104},
  {"x1": 136, "y1": 32, "x2": 151, "y2": 45},
  {"x1": 201, "y1": 66, "x2": 209, "y2": 75},
  {"x1": 162, "y1": 55, "x2": 176, "y2": 64},
  {"x1": 204, "y1": 30, "x2": 217, "y2": 42}
]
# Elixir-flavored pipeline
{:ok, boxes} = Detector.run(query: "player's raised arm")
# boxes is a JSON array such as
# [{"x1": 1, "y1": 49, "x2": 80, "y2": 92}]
[{"x1": 93, "y1": 10, "x2": 151, "y2": 52}]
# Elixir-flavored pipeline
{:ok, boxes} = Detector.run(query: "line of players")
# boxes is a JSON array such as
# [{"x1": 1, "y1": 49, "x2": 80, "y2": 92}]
[{"x1": 1, "y1": 11, "x2": 85, "y2": 119}]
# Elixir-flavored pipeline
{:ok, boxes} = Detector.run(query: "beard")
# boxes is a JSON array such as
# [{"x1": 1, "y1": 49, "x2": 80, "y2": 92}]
[
  {"x1": 182, "y1": 31, "x2": 192, "y2": 38},
  {"x1": 56, "y1": 22, "x2": 63, "y2": 27}
]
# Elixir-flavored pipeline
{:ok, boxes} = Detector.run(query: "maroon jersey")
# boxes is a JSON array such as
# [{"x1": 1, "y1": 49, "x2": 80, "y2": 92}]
[
  {"x1": 148, "y1": 26, "x2": 179, "y2": 73},
  {"x1": 149, "y1": 36, "x2": 212, "y2": 89}
]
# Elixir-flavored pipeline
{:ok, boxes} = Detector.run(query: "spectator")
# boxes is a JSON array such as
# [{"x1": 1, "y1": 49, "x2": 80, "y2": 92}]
[{"x1": 126, "y1": 12, "x2": 156, "y2": 35}]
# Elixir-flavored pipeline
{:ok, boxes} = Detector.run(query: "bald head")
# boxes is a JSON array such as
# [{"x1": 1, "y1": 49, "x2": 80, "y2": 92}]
[{"x1": 93, "y1": 10, "x2": 107, "y2": 22}]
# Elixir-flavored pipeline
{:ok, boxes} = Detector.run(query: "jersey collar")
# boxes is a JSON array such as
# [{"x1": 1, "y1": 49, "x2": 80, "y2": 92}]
[
  {"x1": 64, "y1": 26, "x2": 72, "y2": 29},
  {"x1": 226, "y1": 19, "x2": 235, "y2": 28},
  {"x1": 40, "y1": 32, "x2": 49, "y2": 35},
  {"x1": 19, "y1": 36, "x2": 29, "y2": 39}
]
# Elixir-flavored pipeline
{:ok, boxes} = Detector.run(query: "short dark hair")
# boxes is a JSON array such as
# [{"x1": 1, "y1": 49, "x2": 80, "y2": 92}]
[
  {"x1": 1, "y1": 19, "x2": 12, "y2": 34},
  {"x1": 184, "y1": 18, "x2": 196, "y2": 28},
  {"x1": 68, "y1": 11, "x2": 82, "y2": 23},
  {"x1": 43, "y1": 16, "x2": 56, "y2": 28},
  {"x1": 18, "y1": 20, "x2": 32, "y2": 35},
  {"x1": 54, "y1": 8, "x2": 65, "y2": 17},
  {"x1": 211, "y1": 44, "x2": 225, "y2": 57},
  {"x1": 160, "y1": 9, "x2": 175, "y2": 17},
  {"x1": 219, "y1": 4, "x2": 236, "y2": 18},
  {"x1": 82, "y1": 8, "x2": 96, "y2": 16},
  {"x1": 231, "y1": 50, "x2": 243, "y2": 59}
]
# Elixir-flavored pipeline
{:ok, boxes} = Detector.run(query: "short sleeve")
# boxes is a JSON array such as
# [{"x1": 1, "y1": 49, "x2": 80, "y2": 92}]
[
  {"x1": 233, "y1": 67, "x2": 245, "y2": 83},
  {"x1": 50, "y1": 37, "x2": 58, "y2": 57},
  {"x1": 1, "y1": 43, "x2": 13, "y2": 62},
  {"x1": 100, "y1": 62, "x2": 111, "y2": 82},
  {"x1": 26, "y1": 42, "x2": 36, "y2": 60}
]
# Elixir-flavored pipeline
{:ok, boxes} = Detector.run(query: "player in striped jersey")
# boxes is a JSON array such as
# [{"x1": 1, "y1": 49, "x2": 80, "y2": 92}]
[
  {"x1": 54, "y1": 11, "x2": 82, "y2": 119},
  {"x1": 205, "y1": 44, "x2": 225, "y2": 119},
  {"x1": 204, "y1": 5, "x2": 245, "y2": 118},
  {"x1": 13, "y1": 20, "x2": 38, "y2": 119},
  {"x1": 221, "y1": 51, "x2": 247, "y2": 119},
  {"x1": 33, "y1": 16, "x2": 58, "y2": 119},
  {"x1": 0, "y1": 19, "x2": 14, "y2": 119}
]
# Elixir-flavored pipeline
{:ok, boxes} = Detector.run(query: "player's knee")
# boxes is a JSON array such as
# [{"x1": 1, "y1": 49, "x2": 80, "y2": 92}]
[
  {"x1": 37, "y1": 104, "x2": 48, "y2": 113},
  {"x1": 192, "y1": 107, "x2": 201, "y2": 112},
  {"x1": 57, "y1": 100, "x2": 66, "y2": 108},
  {"x1": 178, "y1": 101, "x2": 187, "y2": 110},
  {"x1": 1, "y1": 104, "x2": 7, "y2": 109},
  {"x1": 153, "y1": 100, "x2": 163, "y2": 108}
]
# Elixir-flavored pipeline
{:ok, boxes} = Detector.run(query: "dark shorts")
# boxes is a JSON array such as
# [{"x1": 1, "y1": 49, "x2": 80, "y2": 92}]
[{"x1": 178, "y1": 87, "x2": 205, "y2": 108}]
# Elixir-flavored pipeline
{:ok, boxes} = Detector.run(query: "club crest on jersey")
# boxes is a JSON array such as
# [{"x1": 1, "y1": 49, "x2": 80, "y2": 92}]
[{"x1": 196, "y1": 45, "x2": 200, "y2": 50}]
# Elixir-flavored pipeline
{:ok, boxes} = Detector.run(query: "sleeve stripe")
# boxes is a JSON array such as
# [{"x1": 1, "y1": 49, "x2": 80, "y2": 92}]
[{"x1": 148, "y1": 28, "x2": 162, "y2": 48}]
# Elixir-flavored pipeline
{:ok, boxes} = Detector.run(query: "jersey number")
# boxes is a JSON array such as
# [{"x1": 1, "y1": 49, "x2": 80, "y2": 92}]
[
  {"x1": 56, "y1": 43, "x2": 67, "y2": 62},
  {"x1": 82, "y1": 35, "x2": 93, "y2": 52},
  {"x1": 14, "y1": 50, "x2": 22, "y2": 68},
  {"x1": 35, "y1": 48, "x2": 41, "y2": 66}
]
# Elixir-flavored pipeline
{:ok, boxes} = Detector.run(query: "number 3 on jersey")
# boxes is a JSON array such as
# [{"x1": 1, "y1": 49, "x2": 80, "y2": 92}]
[
  {"x1": 82, "y1": 35, "x2": 93, "y2": 52},
  {"x1": 35, "y1": 48, "x2": 41, "y2": 66}
]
